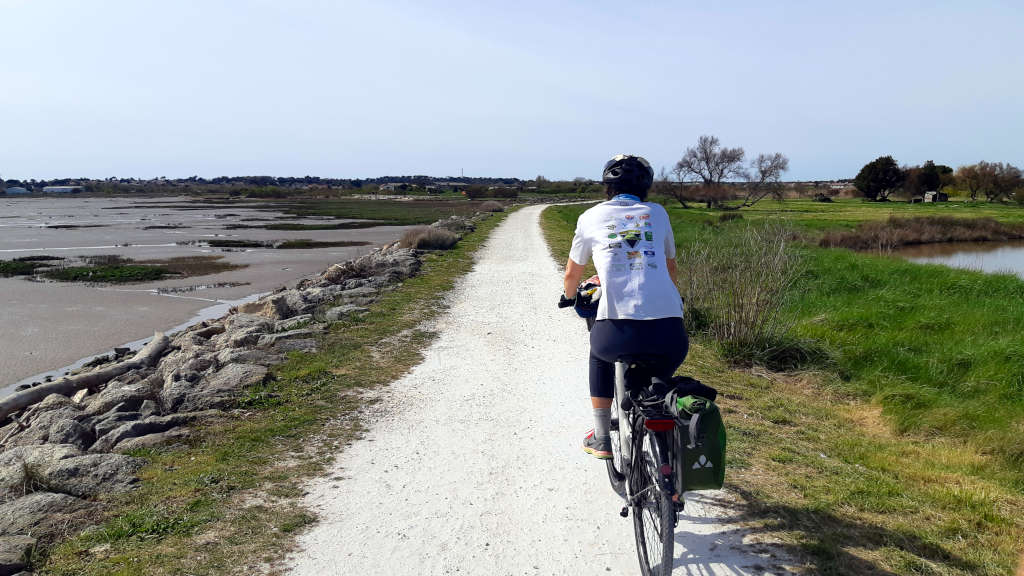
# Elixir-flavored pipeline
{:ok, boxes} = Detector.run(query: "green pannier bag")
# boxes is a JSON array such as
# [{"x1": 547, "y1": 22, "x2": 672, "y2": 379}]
[{"x1": 672, "y1": 395, "x2": 727, "y2": 492}]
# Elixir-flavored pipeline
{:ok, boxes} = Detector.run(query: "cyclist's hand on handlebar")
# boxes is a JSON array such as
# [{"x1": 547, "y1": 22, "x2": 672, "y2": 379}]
[{"x1": 558, "y1": 294, "x2": 576, "y2": 308}]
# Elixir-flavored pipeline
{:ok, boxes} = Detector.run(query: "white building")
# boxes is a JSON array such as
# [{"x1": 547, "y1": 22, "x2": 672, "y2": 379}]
[{"x1": 42, "y1": 186, "x2": 84, "y2": 194}]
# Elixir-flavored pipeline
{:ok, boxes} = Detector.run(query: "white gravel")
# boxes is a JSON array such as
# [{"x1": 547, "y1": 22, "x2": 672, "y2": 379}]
[{"x1": 287, "y1": 205, "x2": 796, "y2": 575}]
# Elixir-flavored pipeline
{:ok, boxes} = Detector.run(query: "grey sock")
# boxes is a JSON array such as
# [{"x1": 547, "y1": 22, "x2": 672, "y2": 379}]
[{"x1": 593, "y1": 407, "x2": 611, "y2": 441}]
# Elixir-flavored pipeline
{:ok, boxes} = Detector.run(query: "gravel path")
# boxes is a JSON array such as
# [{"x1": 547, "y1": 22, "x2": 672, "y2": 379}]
[{"x1": 288, "y1": 205, "x2": 794, "y2": 575}]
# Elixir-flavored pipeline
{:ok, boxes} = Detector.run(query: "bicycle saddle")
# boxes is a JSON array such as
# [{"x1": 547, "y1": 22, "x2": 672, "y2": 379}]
[{"x1": 617, "y1": 355, "x2": 671, "y2": 390}]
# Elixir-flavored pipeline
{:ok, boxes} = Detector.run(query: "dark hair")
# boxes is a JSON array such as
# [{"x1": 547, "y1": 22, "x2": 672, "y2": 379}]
[{"x1": 606, "y1": 182, "x2": 649, "y2": 201}]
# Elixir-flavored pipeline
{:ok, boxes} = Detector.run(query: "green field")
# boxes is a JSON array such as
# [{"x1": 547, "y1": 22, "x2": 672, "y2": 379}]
[{"x1": 543, "y1": 198, "x2": 1024, "y2": 575}]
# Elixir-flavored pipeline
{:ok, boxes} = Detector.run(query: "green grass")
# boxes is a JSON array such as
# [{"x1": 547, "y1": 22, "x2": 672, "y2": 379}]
[
  {"x1": 39, "y1": 209, "x2": 510, "y2": 575},
  {"x1": 43, "y1": 265, "x2": 169, "y2": 283},
  {"x1": 542, "y1": 200, "x2": 1024, "y2": 575},
  {"x1": 0, "y1": 259, "x2": 47, "y2": 276}
]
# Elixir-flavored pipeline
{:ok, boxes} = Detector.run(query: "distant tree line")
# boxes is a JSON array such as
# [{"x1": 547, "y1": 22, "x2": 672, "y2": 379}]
[{"x1": 854, "y1": 156, "x2": 1023, "y2": 203}]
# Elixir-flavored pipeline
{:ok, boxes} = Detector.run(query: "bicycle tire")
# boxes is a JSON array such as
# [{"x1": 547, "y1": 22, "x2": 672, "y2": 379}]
[
  {"x1": 630, "y1": 429, "x2": 675, "y2": 576},
  {"x1": 606, "y1": 387, "x2": 626, "y2": 498}
]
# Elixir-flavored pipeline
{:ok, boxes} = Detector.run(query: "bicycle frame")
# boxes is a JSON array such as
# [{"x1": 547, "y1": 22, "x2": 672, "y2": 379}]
[{"x1": 610, "y1": 361, "x2": 679, "y2": 508}]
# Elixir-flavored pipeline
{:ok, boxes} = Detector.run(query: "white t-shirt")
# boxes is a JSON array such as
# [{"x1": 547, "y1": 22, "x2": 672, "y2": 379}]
[{"x1": 569, "y1": 197, "x2": 684, "y2": 321}]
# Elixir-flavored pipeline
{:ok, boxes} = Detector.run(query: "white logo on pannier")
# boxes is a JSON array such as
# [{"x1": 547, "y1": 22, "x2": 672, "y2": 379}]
[{"x1": 692, "y1": 455, "x2": 714, "y2": 469}]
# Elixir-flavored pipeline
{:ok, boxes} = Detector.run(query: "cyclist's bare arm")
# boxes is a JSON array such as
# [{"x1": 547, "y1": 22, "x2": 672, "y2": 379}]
[
  {"x1": 563, "y1": 258, "x2": 585, "y2": 299},
  {"x1": 666, "y1": 258, "x2": 678, "y2": 285}
]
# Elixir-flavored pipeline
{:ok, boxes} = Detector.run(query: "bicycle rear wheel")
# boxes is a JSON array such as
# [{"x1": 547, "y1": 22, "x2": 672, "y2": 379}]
[
  {"x1": 630, "y1": 429, "x2": 674, "y2": 576},
  {"x1": 606, "y1": 387, "x2": 626, "y2": 497}
]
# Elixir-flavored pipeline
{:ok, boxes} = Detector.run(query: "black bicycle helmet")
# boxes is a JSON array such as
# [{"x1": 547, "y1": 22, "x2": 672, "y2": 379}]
[{"x1": 602, "y1": 154, "x2": 654, "y2": 196}]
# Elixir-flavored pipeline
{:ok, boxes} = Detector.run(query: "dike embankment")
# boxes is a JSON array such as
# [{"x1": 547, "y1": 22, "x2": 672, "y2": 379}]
[{"x1": 0, "y1": 212, "x2": 492, "y2": 575}]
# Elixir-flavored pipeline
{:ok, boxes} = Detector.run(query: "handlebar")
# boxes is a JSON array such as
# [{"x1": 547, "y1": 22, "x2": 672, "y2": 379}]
[{"x1": 557, "y1": 294, "x2": 576, "y2": 308}]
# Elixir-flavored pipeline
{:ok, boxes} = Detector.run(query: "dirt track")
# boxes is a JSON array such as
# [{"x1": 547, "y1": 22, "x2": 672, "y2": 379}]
[{"x1": 287, "y1": 205, "x2": 794, "y2": 575}]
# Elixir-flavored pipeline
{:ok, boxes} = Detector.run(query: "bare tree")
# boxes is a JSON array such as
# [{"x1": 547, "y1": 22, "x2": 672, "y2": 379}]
[
  {"x1": 735, "y1": 153, "x2": 790, "y2": 208},
  {"x1": 674, "y1": 135, "x2": 746, "y2": 208}
]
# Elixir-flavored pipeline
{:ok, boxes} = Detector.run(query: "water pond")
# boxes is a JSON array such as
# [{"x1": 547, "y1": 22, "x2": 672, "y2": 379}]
[{"x1": 896, "y1": 240, "x2": 1024, "y2": 280}]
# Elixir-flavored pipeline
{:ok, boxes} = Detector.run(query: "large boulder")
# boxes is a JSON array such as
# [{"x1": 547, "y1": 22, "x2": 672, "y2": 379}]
[
  {"x1": 0, "y1": 445, "x2": 142, "y2": 499},
  {"x1": 0, "y1": 535, "x2": 36, "y2": 576},
  {"x1": 0, "y1": 492, "x2": 92, "y2": 539},
  {"x1": 161, "y1": 363, "x2": 268, "y2": 413},
  {"x1": 214, "y1": 348, "x2": 284, "y2": 368},
  {"x1": 324, "y1": 304, "x2": 368, "y2": 322},
  {"x1": 47, "y1": 419, "x2": 94, "y2": 450},
  {"x1": 113, "y1": 427, "x2": 191, "y2": 453},
  {"x1": 257, "y1": 329, "x2": 315, "y2": 348},
  {"x1": 89, "y1": 411, "x2": 219, "y2": 453},
  {"x1": 84, "y1": 382, "x2": 155, "y2": 416},
  {"x1": 318, "y1": 245, "x2": 419, "y2": 287},
  {"x1": 42, "y1": 453, "x2": 144, "y2": 497},
  {"x1": 0, "y1": 445, "x2": 82, "y2": 500},
  {"x1": 4, "y1": 395, "x2": 87, "y2": 448}
]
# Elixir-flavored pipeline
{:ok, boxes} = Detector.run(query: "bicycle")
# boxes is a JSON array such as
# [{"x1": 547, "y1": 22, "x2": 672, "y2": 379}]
[{"x1": 559, "y1": 296, "x2": 683, "y2": 576}]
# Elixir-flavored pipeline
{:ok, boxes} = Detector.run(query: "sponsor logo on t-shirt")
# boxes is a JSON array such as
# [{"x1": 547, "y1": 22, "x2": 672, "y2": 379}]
[
  {"x1": 605, "y1": 224, "x2": 616, "y2": 230},
  {"x1": 647, "y1": 262, "x2": 658, "y2": 269},
  {"x1": 620, "y1": 230, "x2": 641, "y2": 248},
  {"x1": 626, "y1": 251, "x2": 641, "y2": 259},
  {"x1": 644, "y1": 222, "x2": 652, "y2": 227},
  {"x1": 607, "y1": 242, "x2": 622, "y2": 249},
  {"x1": 607, "y1": 233, "x2": 618, "y2": 239},
  {"x1": 644, "y1": 250, "x2": 656, "y2": 256},
  {"x1": 624, "y1": 215, "x2": 634, "y2": 220},
  {"x1": 630, "y1": 263, "x2": 644, "y2": 270},
  {"x1": 640, "y1": 214, "x2": 650, "y2": 220},
  {"x1": 644, "y1": 231, "x2": 654, "y2": 241}
]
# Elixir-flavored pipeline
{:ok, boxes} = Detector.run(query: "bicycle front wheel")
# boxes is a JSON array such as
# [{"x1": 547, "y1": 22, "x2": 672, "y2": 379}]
[{"x1": 630, "y1": 429, "x2": 675, "y2": 576}]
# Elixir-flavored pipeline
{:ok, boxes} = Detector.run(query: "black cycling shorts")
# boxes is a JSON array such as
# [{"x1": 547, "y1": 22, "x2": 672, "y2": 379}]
[{"x1": 588, "y1": 317, "x2": 688, "y2": 398}]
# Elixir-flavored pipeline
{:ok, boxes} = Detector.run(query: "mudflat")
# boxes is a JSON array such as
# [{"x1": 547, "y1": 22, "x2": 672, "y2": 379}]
[{"x1": 0, "y1": 196, "x2": 410, "y2": 390}]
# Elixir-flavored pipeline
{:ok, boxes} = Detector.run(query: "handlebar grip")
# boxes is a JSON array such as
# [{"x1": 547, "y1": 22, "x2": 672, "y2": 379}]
[{"x1": 558, "y1": 295, "x2": 576, "y2": 308}]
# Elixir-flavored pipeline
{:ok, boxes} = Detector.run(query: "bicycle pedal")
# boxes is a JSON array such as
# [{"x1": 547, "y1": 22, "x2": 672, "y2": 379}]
[{"x1": 619, "y1": 506, "x2": 629, "y2": 518}]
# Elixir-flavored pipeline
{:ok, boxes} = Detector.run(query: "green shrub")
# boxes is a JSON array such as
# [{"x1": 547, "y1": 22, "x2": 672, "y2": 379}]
[
  {"x1": 479, "y1": 201, "x2": 504, "y2": 213},
  {"x1": 679, "y1": 220, "x2": 815, "y2": 369}
]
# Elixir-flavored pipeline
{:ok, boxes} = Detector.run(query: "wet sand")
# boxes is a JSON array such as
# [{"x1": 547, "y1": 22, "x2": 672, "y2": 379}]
[{"x1": 0, "y1": 196, "x2": 411, "y2": 392}]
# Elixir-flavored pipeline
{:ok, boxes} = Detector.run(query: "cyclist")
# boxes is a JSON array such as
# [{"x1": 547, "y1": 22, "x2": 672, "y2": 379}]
[{"x1": 562, "y1": 154, "x2": 688, "y2": 460}]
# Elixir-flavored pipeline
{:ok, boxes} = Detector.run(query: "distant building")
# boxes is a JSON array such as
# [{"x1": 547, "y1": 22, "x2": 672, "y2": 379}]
[
  {"x1": 4, "y1": 187, "x2": 30, "y2": 195},
  {"x1": 42, "y1": 185, "x2": 84, "y2": 194},
  {"x1": 924, "y1": 191, "x2": 948, "y2": 203}
]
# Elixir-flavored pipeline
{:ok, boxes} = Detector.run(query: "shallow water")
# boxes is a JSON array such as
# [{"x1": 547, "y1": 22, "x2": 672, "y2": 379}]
[
  {"x1": 896, "y1": 240, "x2": 1024, "y2": 279},
  {"x1": 0, "y1": 196, "x2": 410, "y2": 394}
]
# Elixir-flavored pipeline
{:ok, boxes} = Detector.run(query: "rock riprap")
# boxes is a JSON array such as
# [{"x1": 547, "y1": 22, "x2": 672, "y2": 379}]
[{"x1": 0, "y1": 212, "x2": 491, "y2": 565}]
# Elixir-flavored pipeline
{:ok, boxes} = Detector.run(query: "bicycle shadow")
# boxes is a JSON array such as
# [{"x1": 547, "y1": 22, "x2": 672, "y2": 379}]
[
  {"x1": 670, "y1": 491, "x2": 797, "y2": 575},
  {"x1": 670, "y1": 488, "x2": 981, "y2": 575}
]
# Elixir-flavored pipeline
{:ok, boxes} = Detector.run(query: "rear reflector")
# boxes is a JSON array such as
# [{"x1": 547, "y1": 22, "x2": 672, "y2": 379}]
[{"x1": 644, "y1": 419, "x2": 675, "y2": 432}]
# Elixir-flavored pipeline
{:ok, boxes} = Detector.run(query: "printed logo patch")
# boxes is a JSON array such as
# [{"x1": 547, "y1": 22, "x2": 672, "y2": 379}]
[
  {"x1": 644, "y1": 250, "x2": 656, "y2": 256},
  {"x1": 620, "y1": 230, "x2": 641, "y2": 248},
  {"x1": 605, "y1": 224, "x2": 616, "y2": 230},
  {"x1": 626, "y1": 251, "x2": 641, "y2": 259},
  {"x1": 644, "y1": 222, "x2": 652, "y2": 227},
  {"x1": 607, "y1": 242, "x2": 622, "y2": 249},
  {"x1": 647, "y1": 262, "x2": 658, "y2": 269},
  {"x1": 607, "y1": 233, "x2": 618, "y2": 239},
  {"x1": 692, "y1": 455, "x2": 714, "y2": 469},
  {"x1": 644, "y1": 231, "x2": 654, "y2": 241},
  {"x1": 624, "y1": 215, "x2": 634, "y2": 220},
  {"x1": 630, "y1": 263, "x2": 644, "y2": 270},
  {"x1": 640, "y1": 214, "x2": 650, "y2": 220}
]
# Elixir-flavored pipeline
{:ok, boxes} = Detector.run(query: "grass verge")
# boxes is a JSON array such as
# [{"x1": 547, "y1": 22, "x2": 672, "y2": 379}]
[
  {"x1": 541, "y1": 202, "x2": 1024, "y2": 575},
  {"x1": 38, "y1": 209, "x2": 510, "y2": 575}
]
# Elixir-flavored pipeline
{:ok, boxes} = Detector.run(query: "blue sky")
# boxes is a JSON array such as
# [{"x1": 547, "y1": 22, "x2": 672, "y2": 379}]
[{"x1": 2, "y1": 0, "x2": 1022, "y2": 181}]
